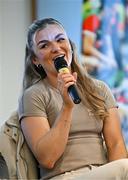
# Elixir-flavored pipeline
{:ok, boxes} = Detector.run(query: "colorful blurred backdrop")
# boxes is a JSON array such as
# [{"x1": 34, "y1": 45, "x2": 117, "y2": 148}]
[{"x1": 81, "y1": 0, "x2": 128, "y2": 147}]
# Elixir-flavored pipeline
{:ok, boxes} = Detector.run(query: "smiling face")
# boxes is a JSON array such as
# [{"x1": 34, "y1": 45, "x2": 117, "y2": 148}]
[{"x1": 32, "y1": 24, "x2": 72, "y2": 76}]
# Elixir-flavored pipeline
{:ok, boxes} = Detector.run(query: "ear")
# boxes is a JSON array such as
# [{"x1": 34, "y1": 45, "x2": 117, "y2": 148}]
[{"x1": 32, "y1": 57, "x2": 39, "y2": 66}]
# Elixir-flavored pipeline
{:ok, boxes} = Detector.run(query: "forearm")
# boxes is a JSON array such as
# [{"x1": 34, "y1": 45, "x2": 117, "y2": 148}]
[
  {"x1": 107, "y1": 141, "x2": 128, "y2": 162},
  {"x1": 35, "y1": 105, "x2": 73, "y2": 168}
]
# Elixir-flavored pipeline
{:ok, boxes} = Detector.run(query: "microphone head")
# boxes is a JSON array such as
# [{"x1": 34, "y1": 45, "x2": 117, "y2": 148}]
[{"x1": 54, "y1": 56, "x2": 68, "y2": 72}]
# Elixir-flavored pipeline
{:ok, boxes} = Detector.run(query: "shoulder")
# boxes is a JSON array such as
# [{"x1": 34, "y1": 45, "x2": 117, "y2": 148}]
[
  {"x1": 93, "y1": 78, "x2": 117, "y2": 108},
  {"x1": 92, "y1": 78, "x2": 111, "y2": 95},
  {"x1": 93, "y1": 78, "x2": 108, "y2": 89},
  {"x1": 25, "y1": 79, "x2": 47, "y2": 94},
  {"x1": 19, "y1": 79, "x2": 51, "y2": 109},
  {"x1": 23, "y1": 79, "x2": 49, "y2": 99},
  {"x1": 18, "y1": 80, "x2": 50, "y2": 120}
]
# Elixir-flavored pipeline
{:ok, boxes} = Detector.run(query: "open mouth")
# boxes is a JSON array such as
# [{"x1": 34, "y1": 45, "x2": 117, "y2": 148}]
[{"x1": 53, "y1": 54, "x2": 65, "y2": 61}]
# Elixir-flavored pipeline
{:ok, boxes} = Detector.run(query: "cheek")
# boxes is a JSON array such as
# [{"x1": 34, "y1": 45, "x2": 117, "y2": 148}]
[
  {"x1": 36, "y1": 51, "x2": 46, "y2": 61},
  {"x1": 38, "y1": 54, "x2": 44, "y2": 60}
]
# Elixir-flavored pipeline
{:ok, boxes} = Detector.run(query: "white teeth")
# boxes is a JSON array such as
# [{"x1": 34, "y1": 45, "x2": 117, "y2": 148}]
[{"x1": 53, "y1": 55, "x2": 64, "y2": 61}]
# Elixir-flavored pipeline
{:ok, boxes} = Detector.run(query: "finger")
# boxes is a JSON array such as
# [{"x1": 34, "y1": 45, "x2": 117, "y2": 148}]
[{"x1": 64, "y1": 81, "x2": 76, "y2": 89}]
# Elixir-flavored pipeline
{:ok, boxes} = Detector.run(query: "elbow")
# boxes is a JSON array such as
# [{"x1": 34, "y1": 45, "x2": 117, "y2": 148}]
[
  {"x1": 38, "y1": 156, "x2": 56, "y2": 169},
  {"x1": 43, "y1": 161, "x2": 55, "y2": 169},
  {"x1": 35, "y1": 145, "x2": 61, "y2": 169}
]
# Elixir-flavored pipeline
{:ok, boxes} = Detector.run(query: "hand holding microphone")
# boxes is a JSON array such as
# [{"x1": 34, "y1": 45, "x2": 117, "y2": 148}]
[{"x1": 54, "y1": 56, "x2": 81, "y2": 104}]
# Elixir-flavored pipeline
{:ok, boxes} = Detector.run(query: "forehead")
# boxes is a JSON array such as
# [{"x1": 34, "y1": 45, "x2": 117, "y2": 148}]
[{"x1": 34, "y1": 24, "x2": 67, "y2": 43}]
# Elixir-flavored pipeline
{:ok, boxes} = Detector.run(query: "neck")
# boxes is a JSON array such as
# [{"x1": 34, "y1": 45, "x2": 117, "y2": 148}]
[{"x1": 46, "y1": 74, "x2": 58, "y2": 89}]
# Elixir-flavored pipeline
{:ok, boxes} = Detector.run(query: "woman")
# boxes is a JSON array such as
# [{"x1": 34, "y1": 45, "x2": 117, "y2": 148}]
[{"x1": 18, "y1": 18, "x2": 128, "y2": 179}]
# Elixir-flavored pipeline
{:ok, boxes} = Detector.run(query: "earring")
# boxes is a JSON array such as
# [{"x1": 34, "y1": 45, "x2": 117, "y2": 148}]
[
  {"x1": 34, "y1": 64, "x2": 46, "y2": 78},
  {"x1": 37, "y1": 64, "x2": 42, "y2": 68}
]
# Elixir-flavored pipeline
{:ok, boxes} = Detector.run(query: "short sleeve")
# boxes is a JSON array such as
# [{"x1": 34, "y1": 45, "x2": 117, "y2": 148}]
[
  {"x1": 18, "y1": 88, "x2": 47, "y2": 121},
  {"x1": 97, "y1": 80, "x2": 118, "y2": 109}
]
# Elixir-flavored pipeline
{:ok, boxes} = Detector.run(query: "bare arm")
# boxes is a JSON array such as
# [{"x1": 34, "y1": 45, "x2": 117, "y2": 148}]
[
  {"x1": 21, "y1": 72, "x2": 77, "y2": 169},
  {"x1": 103, "y1": 107, "x2": 127, "y2": 161},
  {"x1": 21, "y1": 105, "x2": 73, "y2": 169}
]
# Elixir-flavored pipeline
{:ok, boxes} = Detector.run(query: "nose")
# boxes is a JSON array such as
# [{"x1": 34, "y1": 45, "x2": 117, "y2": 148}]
[{"x1": 51, "y1": 42, "x2": 61, "y2": 53}]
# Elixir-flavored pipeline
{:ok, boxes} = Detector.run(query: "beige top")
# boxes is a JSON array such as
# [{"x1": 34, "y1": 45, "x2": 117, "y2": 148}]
[{"x1": 18, "y1": 78, "x2": 117, "y2": 179}]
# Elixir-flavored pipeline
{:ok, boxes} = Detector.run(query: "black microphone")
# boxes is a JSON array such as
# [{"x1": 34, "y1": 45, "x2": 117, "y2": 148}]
[{"x1": 54, "y1": 56, "x2": 81, "y2": 104}]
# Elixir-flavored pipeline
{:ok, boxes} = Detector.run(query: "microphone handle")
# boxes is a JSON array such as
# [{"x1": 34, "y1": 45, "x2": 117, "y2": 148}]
[
  {"x1": 68, "y1": 85, "x2": 81, "y2": 104},
  {"x1": 58, "y1": 67, "x2": 81, "y2": 104}
]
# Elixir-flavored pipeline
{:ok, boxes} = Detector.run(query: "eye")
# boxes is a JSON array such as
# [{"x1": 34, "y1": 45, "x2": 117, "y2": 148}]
[
  {"x1": 39, "y1": 43, "x2": 48, "y2": 49},
  {"x1": 57, "y1": 37, "x2": 65, "y2": 42}
]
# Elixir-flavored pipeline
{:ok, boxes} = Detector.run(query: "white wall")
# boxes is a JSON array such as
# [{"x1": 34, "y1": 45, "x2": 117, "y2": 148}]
[
  {"x1": 0, "y1": 0, "x2": 83, "y2": 126},
  {"x1": 0, "y1": 0, "x2": 32, "y2": 125},
  {"x1": 0, "y1": 4, "x2": 2, "y2": 117}
]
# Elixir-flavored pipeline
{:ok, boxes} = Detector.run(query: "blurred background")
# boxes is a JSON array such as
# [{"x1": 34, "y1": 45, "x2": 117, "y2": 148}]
[{"x1": 0, "y1": 0, "x2": 128, "y2": 147}]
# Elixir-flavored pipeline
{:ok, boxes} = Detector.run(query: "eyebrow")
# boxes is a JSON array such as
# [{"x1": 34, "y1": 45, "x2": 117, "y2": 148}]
[{"x1": 37, "y1": 33, "x2": 64, "y2": 46}]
